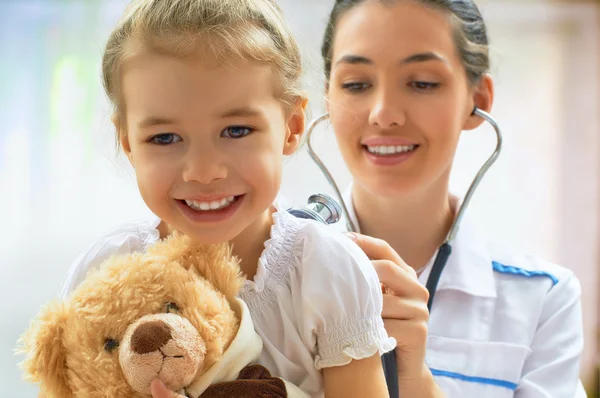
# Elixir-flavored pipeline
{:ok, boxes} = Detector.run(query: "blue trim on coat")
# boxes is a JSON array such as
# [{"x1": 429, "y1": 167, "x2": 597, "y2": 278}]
[
  {"x1": 430, "y1": 368, "x2": 518, "y2": 390},
  {"x1": 492, "y1": 261, "x2": 558, "y2": 285}
]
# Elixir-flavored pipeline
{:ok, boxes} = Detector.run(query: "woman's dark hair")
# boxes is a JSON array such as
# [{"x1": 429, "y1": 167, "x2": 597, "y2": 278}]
[{"x1": 321, "y1": 0, "x2": 490, "y2": 85}]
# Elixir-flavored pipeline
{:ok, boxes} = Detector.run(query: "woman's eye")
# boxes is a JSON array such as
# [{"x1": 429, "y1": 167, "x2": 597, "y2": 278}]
[
  {"x1": 165, "y1": 302, "x2": 180, "y2": 313},
  {"x1": 410, "y1": 81, "x2": 440, "y2": 91},
  {"x1": 341, "y1": 82, "x2": 370, "y2": 93},
  {"x1": 103, "y1": 338, "x2": 119, "y2": 353},
  {"x1": 221, "y1": 126, "x2": 253, "y2": 139},
  {"x1": 149, "y1": 133, "x2": 182, "y2": 145}
]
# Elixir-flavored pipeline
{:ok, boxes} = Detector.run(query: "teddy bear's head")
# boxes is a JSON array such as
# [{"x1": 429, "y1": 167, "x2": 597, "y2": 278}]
[{"x1": 19, "y1": 234, "x2": 245, "y2": 398}]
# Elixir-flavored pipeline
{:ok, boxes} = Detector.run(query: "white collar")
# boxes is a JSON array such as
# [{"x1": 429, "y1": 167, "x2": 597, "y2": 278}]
[{"x1": 186, "y1": 298, "x2": 263, "y2": 397}]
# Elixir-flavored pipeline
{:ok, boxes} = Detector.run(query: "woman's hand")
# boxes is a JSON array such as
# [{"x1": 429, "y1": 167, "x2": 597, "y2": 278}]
[
  {"x1": 346, "y1": 232, "x2": 444, "y2": 398},
  {"x1": 150, "y1": 379, "x2": 187, "y2": 398}
]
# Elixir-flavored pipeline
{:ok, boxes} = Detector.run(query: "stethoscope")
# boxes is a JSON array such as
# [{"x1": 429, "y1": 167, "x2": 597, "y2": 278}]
[{"x1": 287, "y1": 107, "x2": 503, "y2": 398}]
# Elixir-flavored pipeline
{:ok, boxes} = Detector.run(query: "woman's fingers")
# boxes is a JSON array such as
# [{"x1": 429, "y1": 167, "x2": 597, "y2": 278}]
[
  {"x1": 346, "y1": 232, "x2": 405, "y2": 265},
  {"x1": 381, "y1": 294, "x2": 430, "y2": 321},
  {"x1": 372, "y1": 260, "x2": 429, "y2": 300},
  {"x1": 383, "y1": 318, "x2": 429, "y2": 350},
  {"x1": 348, "y1": 232, "x2": 423, "y2": 278},
  {"x1": 372, "y1": 257, "x2": 416, "y2": 279}
]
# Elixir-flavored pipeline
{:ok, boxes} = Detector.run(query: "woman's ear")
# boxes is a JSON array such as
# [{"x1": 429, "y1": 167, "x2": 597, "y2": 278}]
[
  {"x1": 463, "y1": 74, "x2": 494, "y2": 131},
  {"x1": 112, "y1": 114, "x2": 134, "y2": 166},
  {"x1": 283, "y1": 98, "x2": 308, "y2": 155}
]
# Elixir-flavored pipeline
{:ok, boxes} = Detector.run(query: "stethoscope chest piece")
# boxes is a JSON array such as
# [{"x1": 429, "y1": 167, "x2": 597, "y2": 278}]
[{"x1": 287, "y1": 193, "x2": 342, "y2": 224}]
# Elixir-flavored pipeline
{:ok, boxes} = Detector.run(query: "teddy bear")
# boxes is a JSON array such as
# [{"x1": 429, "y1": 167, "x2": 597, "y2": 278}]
[{"x1": 18, "y1": 233, "x2": 309, "y2": 398}]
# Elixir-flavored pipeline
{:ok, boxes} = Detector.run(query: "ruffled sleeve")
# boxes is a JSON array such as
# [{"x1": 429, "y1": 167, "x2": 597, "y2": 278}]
[{"x1": 291, "y1": 222, "x2": 397, "y2": 370}]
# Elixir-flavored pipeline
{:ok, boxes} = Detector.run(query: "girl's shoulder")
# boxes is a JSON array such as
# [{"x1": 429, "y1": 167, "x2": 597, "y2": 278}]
[
  {"x1": 263, "y1": 205, "x2": 375, "y2": 280},
  {"x1": 60, "y1": 216, "x2": 162, "y2": 298}
]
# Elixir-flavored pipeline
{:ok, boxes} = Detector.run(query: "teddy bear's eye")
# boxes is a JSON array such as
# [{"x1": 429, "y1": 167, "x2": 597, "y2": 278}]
[
  {"x1": 103, "y1": 338, "x2": 119, "y2": 353},
  {"x1": 165, "y1": 302, "x2": 180, "y2": 313}
]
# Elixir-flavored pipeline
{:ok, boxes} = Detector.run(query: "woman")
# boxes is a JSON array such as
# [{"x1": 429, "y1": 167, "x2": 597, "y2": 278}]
[{"x1": 321, "y1": 0, "x2": 586, "y2": 397}]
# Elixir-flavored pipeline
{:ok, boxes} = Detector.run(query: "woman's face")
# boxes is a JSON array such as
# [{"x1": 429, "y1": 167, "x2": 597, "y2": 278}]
[{"x1": 327, "y1": 0, "x2": 491, "y2": 198}]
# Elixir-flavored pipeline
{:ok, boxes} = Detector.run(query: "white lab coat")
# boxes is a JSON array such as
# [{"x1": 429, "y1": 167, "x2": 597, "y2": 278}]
[{"x1": 339, "y1": 189, "x2": 586, "y2": 398}]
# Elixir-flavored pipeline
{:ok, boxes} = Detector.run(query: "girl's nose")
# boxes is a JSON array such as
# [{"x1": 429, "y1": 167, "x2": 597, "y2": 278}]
[{"x1": 181, "y1": 148, "x2": 228, "y2": 184}]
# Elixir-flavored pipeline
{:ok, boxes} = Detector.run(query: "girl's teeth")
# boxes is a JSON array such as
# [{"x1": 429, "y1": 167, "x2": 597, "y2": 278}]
[
  {"x1": 185, "y1": 196, "x2": 235, "y2": 211},
  {"x1": 366, "y1": 145, "x2": 416, "y2": 155}
]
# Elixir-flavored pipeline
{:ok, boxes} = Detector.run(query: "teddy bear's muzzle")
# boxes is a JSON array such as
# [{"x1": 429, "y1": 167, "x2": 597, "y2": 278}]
[{"x1": 119, "y1": 313, "x2": 206, "y2": 395}]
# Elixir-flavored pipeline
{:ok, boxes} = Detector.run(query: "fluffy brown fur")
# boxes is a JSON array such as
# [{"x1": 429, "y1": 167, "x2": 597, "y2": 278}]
[{"x1": 18, "y1": 233, "x2": 245, "y2": 397}]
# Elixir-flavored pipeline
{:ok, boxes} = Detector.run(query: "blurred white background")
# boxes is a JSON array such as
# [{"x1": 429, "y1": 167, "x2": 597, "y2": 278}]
[{"x1": 1, "y1": 0, "x2": 598, "y2": 396}]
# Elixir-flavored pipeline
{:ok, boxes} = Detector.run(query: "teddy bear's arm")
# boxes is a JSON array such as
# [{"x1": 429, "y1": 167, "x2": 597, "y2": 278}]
[{"x1": 200, "y1": 364, "x2": 287, "y2": 398}]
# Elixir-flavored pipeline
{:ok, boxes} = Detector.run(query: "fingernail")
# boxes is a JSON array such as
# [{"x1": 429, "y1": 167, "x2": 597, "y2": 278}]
[{"x1": 344, "y1": 232, "x2": 357, "y2": 241}]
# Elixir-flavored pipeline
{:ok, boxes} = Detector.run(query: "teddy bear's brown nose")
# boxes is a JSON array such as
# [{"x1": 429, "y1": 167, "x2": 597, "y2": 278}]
[{"x1": 130, "y1": 320, "x2": 173, "y2": 355}]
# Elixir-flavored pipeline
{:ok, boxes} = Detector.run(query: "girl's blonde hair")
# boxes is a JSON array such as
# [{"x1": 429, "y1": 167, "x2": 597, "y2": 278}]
[{"x1": 102, "y1": 0, "x2": 305, "y2": 129}]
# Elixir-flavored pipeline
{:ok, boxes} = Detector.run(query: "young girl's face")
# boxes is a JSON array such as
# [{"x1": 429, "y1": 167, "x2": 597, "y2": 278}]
[
  {"x1": 327, "y1": 0, "x2": 491, "y2": 198},
  {"x1": 117, "y1": 50, "x2": 304, "y2": 243}
]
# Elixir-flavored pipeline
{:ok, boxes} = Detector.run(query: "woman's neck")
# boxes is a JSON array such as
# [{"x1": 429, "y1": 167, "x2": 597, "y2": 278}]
[{"x1": 352, "y1": 181, "x2": 454, "y2": 271}]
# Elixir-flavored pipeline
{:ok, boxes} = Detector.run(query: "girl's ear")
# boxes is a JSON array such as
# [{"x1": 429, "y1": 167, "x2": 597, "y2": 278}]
[{"x1": 283, "y1": 98, "x2": 308, "y2": 155}]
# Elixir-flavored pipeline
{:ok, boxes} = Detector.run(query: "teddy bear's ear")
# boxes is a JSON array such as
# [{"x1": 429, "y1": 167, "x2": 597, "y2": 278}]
[
  {"x1": 187, "y1": 241, "x2": 245, "y2": 301},
  {"x1": 148, "y1": 233, "x2": 245, "y2": 301},
  {"x1": 17, "y1": 300, "x2": 74, "y2": 398}
]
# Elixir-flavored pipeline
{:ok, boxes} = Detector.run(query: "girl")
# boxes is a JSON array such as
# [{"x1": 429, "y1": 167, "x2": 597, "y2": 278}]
[
  {"x1": 46, "y1": 0, "x2": 395, "y2": 397},
  {"x1": 321, "y1": 0, "x2": 586, "y2": 397}
]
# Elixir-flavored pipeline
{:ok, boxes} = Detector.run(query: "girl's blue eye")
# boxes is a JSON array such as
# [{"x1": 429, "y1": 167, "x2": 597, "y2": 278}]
[
  {"x1": 341, "y1": 82, "x2": 370, "y2": 92},
  {"x1": 221, "y1": 126, "x2": 253, "y2": 139},
  {"x1": 149, "y1": 133, "x2": 181, "y2": 145}
]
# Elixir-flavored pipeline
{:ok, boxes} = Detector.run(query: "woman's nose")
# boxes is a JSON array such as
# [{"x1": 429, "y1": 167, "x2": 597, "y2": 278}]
[{"x1": 368, "y1": 87, "x2": 406, "y2": 129}]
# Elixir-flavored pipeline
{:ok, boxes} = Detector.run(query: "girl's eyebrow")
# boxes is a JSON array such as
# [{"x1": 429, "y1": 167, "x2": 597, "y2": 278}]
[
  {"x1": 138, "y1": 116, "x2": 177, "y2": 129},
  {"x1": 137, "y1": 106, "x2": 263, "y2": 129},
  {"x1": 219, "y1": 106, "x2": 262, "y2": 118}
]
